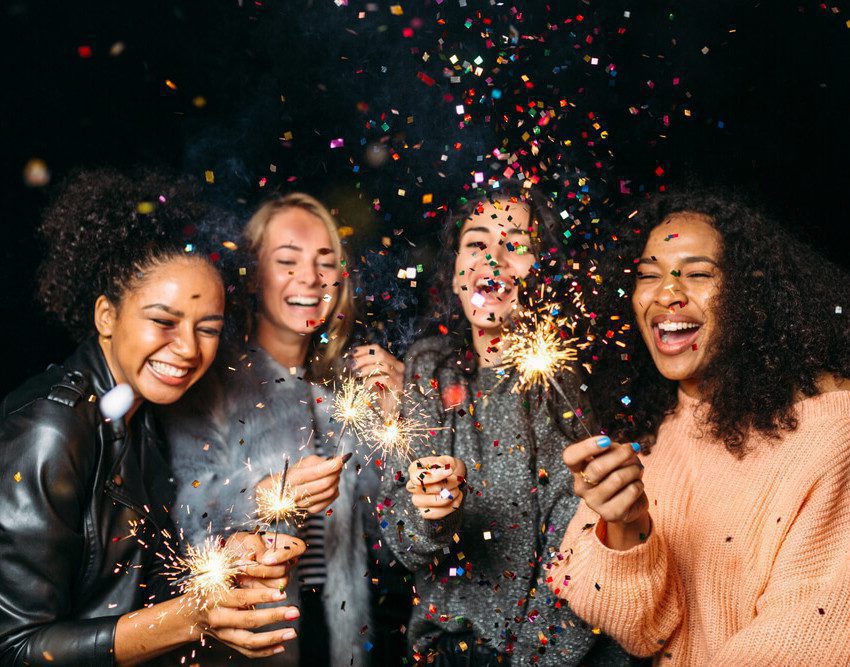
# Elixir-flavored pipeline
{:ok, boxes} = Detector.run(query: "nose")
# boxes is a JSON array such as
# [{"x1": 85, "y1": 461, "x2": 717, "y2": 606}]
[
  {"x1": 171, "y1": 324, "x2": 199, "y2": 361},
  {"x1": 655, "y1": 275, "x2": 689, "y2": 309},
  {"x1": 294, "y1": 260, "x2": 320, "y2": 287}
]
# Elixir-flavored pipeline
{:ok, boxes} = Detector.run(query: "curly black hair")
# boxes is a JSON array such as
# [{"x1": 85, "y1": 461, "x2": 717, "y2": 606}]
[
  {"x1": 585, "y1": 188, "x2": 850, "y2": 455},
  {"x1": 37, "y1": 168, "x2": 242, "y2": 342}
]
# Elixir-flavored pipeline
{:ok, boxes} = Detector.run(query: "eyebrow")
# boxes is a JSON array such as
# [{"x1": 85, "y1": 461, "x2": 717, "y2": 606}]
[
  {"x1": 460, "y1": 225, "x2": 532, "y2": 239},
  {"x1": 637, "y1": 255, "x2": 717, "y2": 265},
  {"x1": 142, "y1": 304, "x2": 224, "y2": 321},
  {"x1": 273, "y1": 243, "x2": 335, "y2": 255}
]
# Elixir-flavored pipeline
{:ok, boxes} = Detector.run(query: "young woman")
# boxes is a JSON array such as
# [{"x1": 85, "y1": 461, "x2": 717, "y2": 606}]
[
  {"x1": 162, "y1": 192, "x2": 403, "y2": 667},
  {"x1": 549, "y1": 190, "x2": 850, "y2": 665},
  {"x1": 0, "y1": 170, "x2": 305, "y2": 666},
  {"x1": 379, "y1": 182, "x2": 633, "y2": 666}
]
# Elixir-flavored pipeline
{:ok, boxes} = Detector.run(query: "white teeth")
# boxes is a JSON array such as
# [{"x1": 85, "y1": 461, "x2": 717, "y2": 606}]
[
  {"x1": 474, "y1": 277, "x2": 507, "y2": 293},
  {"x1": 149, "y1": 360, "x2": 189, "y2": 378},
  {"x1": 657, "y1": 320, "x2": 700, "y2": 332},
  {"x1": 286, "y1": 296, "x2": 320, "y2": 306}
]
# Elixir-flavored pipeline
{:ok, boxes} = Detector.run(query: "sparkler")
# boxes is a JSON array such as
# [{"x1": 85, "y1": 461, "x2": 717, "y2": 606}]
[
  {"x1": 169, "y1": 537, "x2": 241, "y2": 609},
  {"x1": 332, "y1": 374, "x2": 380, "y2": 451},
  {"x1": 255, "y1": 458, "x2": 305, "y2": 549},
  {"x1": 366, "y1": 412, "x2": 428, "y2": 463},
  {"x1": 501, "y1": 309, "x2": 594, "y2": 438}
]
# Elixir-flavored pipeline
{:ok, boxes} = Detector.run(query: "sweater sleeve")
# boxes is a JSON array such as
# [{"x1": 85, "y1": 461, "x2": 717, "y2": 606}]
[
  {"x1": 709, "y1": 438, "x2": 850, "y2": 666},
  {"x1": 378, "y1": 342, "x2": 466, "y2": 571},
  {"x1": 546, "y1": 501, "x2": 685, "y2": 658}
]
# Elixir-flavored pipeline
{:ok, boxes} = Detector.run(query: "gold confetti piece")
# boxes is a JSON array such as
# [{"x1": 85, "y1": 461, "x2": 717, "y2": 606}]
[
  {"x1": 222, "y1": 240, "x2": 237, "y2": 250},
  {"x1": 204, "y1": 170, "x2": 215, "y2": 184},
  {"x1": 13, "y1": 472, "x2": 22, "y2": 483},
  {"x1": 137, "y1": 201, "x2": 154, "y2": 214},
  {"x1": 192, "y1": 95, "x2": 207, "y2": 108},
  {"x1": 165, "y1": 79, "x2": 177, "y2": 90},
  {"x1": 42, "y1": 651, "x2": 54, "y2": 662},
  {"x1": 390, "y1": 5, "x2": 403, "y2": 15},
  {"x1": 192, "y1": 480, "x2": 200, "y2": 488}
]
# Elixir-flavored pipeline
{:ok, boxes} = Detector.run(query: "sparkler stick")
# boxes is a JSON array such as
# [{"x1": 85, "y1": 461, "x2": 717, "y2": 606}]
[
  {"x1": 255, "y1": 458, "x2": 304, "y2": 551},
  {"x1": 501, "y1": 309, "x2": 595, "y2": 439}
]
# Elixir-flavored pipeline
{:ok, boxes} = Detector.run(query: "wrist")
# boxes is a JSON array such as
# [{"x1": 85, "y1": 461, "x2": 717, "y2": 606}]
[{"x1": 597, "y1": 514, "x2": 652, "y2": 551}]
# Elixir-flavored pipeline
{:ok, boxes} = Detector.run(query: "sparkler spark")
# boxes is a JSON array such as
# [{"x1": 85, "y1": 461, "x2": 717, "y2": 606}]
[
  {"x1": 367, "y1": 413, "x2": 427, "y2": 462},
  {"x1": 170, "y1": 538, "x2": 240, "y2": 609},
  {"x1": 501, "y1": 309, "x2": 594, "y2": 438},
  {"x1": 332, "y1": 374, "x2": 380, "y2": 443},
  {"x1": 255, "y1": 473, "x2": 306, "y2": 529}
]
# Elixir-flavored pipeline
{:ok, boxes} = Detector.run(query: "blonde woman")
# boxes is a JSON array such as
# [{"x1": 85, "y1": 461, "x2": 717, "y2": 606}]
[{"x1": 163, "y1": 193, "x2": 403, "y2": 666}]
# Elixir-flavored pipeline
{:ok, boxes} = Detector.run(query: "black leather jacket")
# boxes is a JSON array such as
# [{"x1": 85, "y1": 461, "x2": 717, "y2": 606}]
[{"x1": 0, "y1": 338, "x2": 177, "y2": 666}]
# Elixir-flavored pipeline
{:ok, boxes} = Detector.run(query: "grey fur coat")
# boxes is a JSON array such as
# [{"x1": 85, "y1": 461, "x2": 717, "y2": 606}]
[{"x1": 159, "y1": 344, "x2": 374, "y2": 666}]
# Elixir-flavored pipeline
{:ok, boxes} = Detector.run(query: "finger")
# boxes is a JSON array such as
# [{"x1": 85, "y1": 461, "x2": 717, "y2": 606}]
[
  {"x1": 238, "y1": 576, "x2": 289, "y2": 591},
  {"x1": 595, "y1": 481, "x2": 647, "y2": 523},
  {"x1": 218, "y1": 586, "x2": 287, "y2": 609},
  {"x1": 580, "y1": 443, "x2": 641, "y2": 486},
  {"x1": 260, "y1": 535, "x2": 307, "y2": 564},
  {"x1": 562, "y1": 435, "x2": 616, "y2": 471},
  {"x1": 214, "y1": 626, "x2": 297, "y2": 652},
  {"x1": 239, "y1": 562, "x2": 288, "y2": 580},
  {"x1": 405, "y1": 479, "x2": 463, "y2": 494},
  {"x1": 410, "y1": 491, "x2": 462, "y2": 510},
  {"x1": 294, "y1": 473, "x2": 341, "y2": 499},
  {"x1": 211, "y1": 603, "x2": 300, "y2": 630},
  {"x1": 301, "y1": 490, "x2": 340, "y2": 514},
  {"x1": 583, "y1": 464, "x2": 643, "y2": 506}
]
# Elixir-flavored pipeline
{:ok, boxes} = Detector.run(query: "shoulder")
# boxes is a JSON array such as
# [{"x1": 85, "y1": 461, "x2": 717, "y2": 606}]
[
  {"x1": 793, "y1": 391, "x2": 850, "y2": 452},
  {"x1": 0, "y1": 366, "x2": 100, "y2": 479}
]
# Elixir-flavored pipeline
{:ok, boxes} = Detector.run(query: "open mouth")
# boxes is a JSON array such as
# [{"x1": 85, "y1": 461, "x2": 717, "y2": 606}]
[
  {"x1": 474, "y1": 277, "x2": 510, "y2": 294},
  {"x1": 652, "y1": 319, "x2": 702, "y2": 354},
  {"x1": 285, "y1": 295, "x2": 320, "y2": 307},
  {"x1": 147, "y1": 359, "x2": 193, "y2": 385}
]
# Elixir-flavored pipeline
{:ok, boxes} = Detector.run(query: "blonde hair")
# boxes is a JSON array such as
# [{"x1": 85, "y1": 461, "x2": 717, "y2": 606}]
[{"x1": 244, "y1": 192, "x2": 354, "y2": 381}]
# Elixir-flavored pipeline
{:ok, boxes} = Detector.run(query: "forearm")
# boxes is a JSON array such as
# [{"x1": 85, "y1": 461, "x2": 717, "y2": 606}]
[
  {"x1": 548, "y1": 506, "x2": 683, "y2": 657},
  {"x1": 114, "y1": 596, "x2": 199, "y2": 666}
]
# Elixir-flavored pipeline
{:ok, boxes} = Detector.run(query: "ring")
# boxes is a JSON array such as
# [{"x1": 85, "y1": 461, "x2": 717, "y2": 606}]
[{"x1": 580, "y1": 468, "x2": 597, "y2": 486}]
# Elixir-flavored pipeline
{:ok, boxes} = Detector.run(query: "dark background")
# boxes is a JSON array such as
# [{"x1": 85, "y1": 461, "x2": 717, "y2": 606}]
[{"x1": 2, "y1": 0, "x2": 849, "y2": 395}]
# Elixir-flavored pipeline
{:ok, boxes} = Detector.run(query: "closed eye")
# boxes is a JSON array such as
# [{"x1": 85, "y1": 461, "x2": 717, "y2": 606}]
[
  {"x1": 152, "y1": 318, "x2": 176, "y2": 327},
  {"x1": 197, "y1": 327, "x2": 222, "y2": 337}
]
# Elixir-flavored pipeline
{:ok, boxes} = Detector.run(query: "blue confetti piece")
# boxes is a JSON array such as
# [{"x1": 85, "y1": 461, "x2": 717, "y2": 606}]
[{"x1": 621, "y1": 395, "x2": 631, "y2": 406}]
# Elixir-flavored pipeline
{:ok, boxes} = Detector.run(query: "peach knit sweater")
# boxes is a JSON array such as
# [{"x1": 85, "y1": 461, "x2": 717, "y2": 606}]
[{"x1": 548, "y1": 390, "x2": 850, "y2": 666}]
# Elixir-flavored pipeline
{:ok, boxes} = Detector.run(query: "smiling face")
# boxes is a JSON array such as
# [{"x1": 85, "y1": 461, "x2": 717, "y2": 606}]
[
  {"x1": 95, "y1": 256, "x2": 224, "y2": 407},
  {"x1": 254, "y1": 207, "x2": 341, "y2": 344},
  {"x1": 452, "y1": 198, "x2": 538, "y2": 349},
  {"x1": 632, "y1": 212, "x2": 723, "y2": 396}
]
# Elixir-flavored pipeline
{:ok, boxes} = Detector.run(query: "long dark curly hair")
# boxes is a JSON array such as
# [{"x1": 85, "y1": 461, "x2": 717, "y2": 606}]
[
  {"x1": 586, "y1": 188, "x2": 850, "y2": 455},
  {"x1": 37, "y1": 168, "x2": 243, "y2": 342}
]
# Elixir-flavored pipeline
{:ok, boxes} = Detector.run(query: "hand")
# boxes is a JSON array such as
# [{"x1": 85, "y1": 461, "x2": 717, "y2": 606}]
[
  {"x1": 256, "y1": 454, "x2": 348, "y2": 515},
  {"x1": 193, "y1": 587, "x2": 300, "y2": 659},
  {"x1": 350, "y1": 344, "x2": 405, "y2": 416},
  {"x1": 404, "y1": 455, "x2": 466, "y2": 520},
  {"x1": 224, "y1": 531, "x2": 306, "y2": 591},
  {"x1": 562, "y1": 435, "x2": 650, "y2": 550}
]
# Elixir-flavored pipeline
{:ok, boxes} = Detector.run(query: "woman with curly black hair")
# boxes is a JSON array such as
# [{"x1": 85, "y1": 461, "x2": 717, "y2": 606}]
[
  {"x1": 379, "y1": 181, "x2": 634, "y2": 666},
  {"x1": 0, "y1": 169, "x2": 305, "y2": 666},
  {"x1": 548, "y1": 189, "x2": 850, "y2": 665}
]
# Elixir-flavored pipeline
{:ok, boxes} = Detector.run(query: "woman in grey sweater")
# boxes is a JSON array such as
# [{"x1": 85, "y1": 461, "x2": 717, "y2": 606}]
[
  {"x1": 379, "y1": 183, "x2": 634, "y2": 666},
  {"x1": 161, "y1": 193, "x2": 403, "y2": 666}
]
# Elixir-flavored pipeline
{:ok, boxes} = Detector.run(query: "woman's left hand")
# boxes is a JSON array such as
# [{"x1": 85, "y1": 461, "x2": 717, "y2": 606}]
[
  {"x1": 350, "y1": 344, "x2": 405, "y2": 415},
  {"x1": 225, "y1": 531, "x2": 306, "y2": 591}
]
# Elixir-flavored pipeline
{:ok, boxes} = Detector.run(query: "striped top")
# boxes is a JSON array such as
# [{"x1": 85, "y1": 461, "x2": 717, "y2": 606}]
[{"x1": 296, "y1": 418, "x2": 327, "y2": 589}]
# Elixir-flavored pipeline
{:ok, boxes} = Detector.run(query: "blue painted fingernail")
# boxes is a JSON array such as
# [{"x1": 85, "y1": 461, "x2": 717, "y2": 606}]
[
  {"x1": 631, "y1": 442, "x2": 641, "y2": 452},
  {"x1": 596, "y1": 436, "x2": 611, "y2": 448}
]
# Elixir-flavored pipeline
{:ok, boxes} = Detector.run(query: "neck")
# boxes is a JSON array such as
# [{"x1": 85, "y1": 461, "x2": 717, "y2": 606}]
[
  {"x1": 256, "y1": 315, "x2": 310, "y2": 368},
  {"x1": 471, "y1": 325, "x2": 505, "y2": 368},
  {"x1": 97, "y1": 336, "x2": 144, "y2": 424},
  {"x1": 678, "y1": 377, "x2": 702, "y2": 399}
]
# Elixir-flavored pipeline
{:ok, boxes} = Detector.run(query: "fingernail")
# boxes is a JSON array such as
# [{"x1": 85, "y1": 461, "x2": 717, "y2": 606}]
[
  {"x1": 281, "y1": 628, "x2": 297, "y2": 640},
  {"x1": 631, "y1": 442, "x2": 641, "y2": 453},
  {"x1": 596, "y1": 436, "x2": 611, "y2": 448},
  {"x1": 261, "y1": 552, "x2": 277, "y2": 565},
  {"x1": 274, "y1": 590, "x2": 286, "y2": 600},
  {"x1": 341, "y1": 452, "x2": 353, "y2": 464},
  {"x1": 273, "y1": 647, "x2": 285, "y2": 655},
  {"x1": 284, "y1": 607, "x2": 300, "y2": 620}
]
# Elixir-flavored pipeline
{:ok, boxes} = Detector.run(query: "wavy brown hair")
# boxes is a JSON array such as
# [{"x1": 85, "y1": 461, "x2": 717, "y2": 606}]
[
  {"x1": 586, "y1": 188, "x2": 850, "y2": 455},
  {"x1": 242, "y1": 192, "x2": 354, "y2": 381}
]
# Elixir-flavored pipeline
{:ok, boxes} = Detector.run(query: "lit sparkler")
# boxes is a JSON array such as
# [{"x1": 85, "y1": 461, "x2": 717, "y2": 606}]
[
  {"x1": 170, "y1": 537, "x2": 241, "y2": 609},
  {"x1": 367, "y1": 412, "x2": 429, "y2": 463},
  {"x1": 255, "y1": 459, "x2": 306, "y2": 548},
  {"x1": 501, "y1": 309, "x2": 594, "y2": 438},
  {"x1": 332, "y1": 374, "x2": 380, "y2": 450}
]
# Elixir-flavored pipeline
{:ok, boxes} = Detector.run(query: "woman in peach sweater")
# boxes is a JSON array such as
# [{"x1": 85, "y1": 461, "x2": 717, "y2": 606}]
[{"x1": 547, "y1": 190, "x2": 850, "y2": 665}]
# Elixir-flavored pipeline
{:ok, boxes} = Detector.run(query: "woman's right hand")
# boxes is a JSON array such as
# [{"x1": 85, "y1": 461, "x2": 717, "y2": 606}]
[
  {"x1": 256, "y1": 454, "x2": 349, "y2": 515},
  {"x1": 562, "y1": 435, "x2": 651, "y2": 550},
  {"x1": 404, "y1": 455, "x2": 466, "y2": 520},
  {"x1": 194, "y1": 587, "x2": 300, "y2": 658}
]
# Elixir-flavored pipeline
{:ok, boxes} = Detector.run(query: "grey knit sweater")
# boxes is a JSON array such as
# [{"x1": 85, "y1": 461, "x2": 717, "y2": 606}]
[
  {"x1": 158, "y1": 344, "x2": 374, "y2": 667},
  {"x1": 380, "y1": 337, "x2": 633, "y2": 666}
]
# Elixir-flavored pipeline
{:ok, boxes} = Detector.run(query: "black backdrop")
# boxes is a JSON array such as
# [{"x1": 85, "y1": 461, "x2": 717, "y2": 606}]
[{"x1": 2, "y1": 0, "x2": 849, "y2": 395}]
